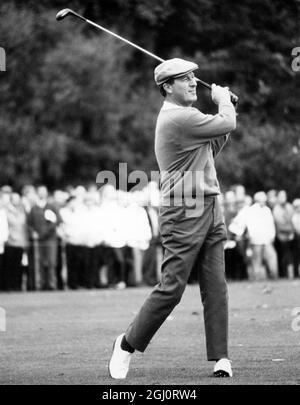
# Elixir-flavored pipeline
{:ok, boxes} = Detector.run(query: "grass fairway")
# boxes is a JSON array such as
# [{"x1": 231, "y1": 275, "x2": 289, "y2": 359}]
[{"x1": 1, "y1": 280, "x2": 300, "y2": 385}]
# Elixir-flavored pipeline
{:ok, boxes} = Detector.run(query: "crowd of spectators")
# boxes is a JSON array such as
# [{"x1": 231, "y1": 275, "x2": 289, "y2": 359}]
[
  {"x1": 0, "y1": 183, "x2": 299, "y2": 292},
  {"x1": 0, "y1": 183, "x2": 161, "y2": 292},
  {"x1": 222, "y1": 186, "x2": 300, "y2": 281}
]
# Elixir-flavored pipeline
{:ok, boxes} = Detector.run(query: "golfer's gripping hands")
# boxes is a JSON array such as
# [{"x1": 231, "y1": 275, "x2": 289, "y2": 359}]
[{"x1": 211, "y1": 84, "x2": 232, "y2": 105}]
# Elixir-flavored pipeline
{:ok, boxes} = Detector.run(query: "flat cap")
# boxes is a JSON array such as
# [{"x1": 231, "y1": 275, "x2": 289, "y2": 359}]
[{"x1": 154, "y1": 58, "x2": 198, "y2": 86}]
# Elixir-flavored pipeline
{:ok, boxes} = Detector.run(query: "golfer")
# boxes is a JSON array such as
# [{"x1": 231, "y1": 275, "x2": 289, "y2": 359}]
[{"x1": 109, "y1": 58, "x2": 236, "y2": 379}]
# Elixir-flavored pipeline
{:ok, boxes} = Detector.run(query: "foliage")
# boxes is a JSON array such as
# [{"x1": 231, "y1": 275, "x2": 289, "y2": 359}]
[{"x1": 0, "y1": 0, "x2": 299, "y2": 195}]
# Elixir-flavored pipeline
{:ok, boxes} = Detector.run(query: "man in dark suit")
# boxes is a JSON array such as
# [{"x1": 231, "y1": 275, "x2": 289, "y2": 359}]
[{"x1": 28, "y1": 186, "x2": 61, "y2": 290}]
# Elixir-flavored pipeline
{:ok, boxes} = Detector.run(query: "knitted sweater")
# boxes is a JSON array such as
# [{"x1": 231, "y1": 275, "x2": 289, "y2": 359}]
[{"x1": 155, "y1": 99, "x2": 236, "y2": 204}]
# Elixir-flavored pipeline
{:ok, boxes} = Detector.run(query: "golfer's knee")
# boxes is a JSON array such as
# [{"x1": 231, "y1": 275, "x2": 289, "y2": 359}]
[
  {"x1": 169, "y1": 279, "x2": 186, "y2": 305},
  {"x1": 157, "y1": 276, "x2": 185, "y2": 305}
]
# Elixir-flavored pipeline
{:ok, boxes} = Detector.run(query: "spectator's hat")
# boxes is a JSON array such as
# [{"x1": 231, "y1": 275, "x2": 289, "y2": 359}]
[
  {"x1": 154, "y1": 58, "x2": 198, "y2": 85},
  {"x1": 293, "y1": 199, "x2": 300, "y2": 208},
  {"x1": 1, "y1": 185, "x2": 12, "y2": 194}
]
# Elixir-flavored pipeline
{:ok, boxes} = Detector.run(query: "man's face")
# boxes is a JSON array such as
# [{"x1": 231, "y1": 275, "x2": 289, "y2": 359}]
[
  {"x1": 37, "y1": 186, "x2": 48, "y2": 201},
  {"x1": 165, "y1": 72, "x2": 198, "y2": 106},
  {"x1": 277, "y1": 191, "x2": 287, "y2": 205},
  {"x1": 255, "y1": 192, "x2": 267, "y2": 206}
]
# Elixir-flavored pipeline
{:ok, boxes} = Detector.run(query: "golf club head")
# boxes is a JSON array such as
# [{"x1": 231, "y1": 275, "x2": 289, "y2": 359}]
[{"x1": 56, "y1": 9, "x2": 72, "y2": 21}]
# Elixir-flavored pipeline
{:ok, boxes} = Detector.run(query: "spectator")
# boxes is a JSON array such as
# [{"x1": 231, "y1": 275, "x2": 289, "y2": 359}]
[
  {"x1": 21, "y1": 185, "x2": 38, "y2": 290},
  {"x1": 0, "y1": 192, "x2": 9, "y2": 291},
  {"x1": 1, "y1": 185, "x2": 12, "y2": 207},
  {"x1": 53, "y1": 190, "x2": 69, "y2": 290},
  {"x1": 291, "y1": 199, "x2": 300, "y2": 278},
  {"x1": 229, "y1": 191, "x2": 277, "y2": 280},
  {"x1": 4, "y1": 193, "x2": 28, "y2": 291},
  {"x1": 21, "y1": 185, "x2": 38, "y2": 214},
  {"x1": 266, "y1": 189, "x2": 277, "y2": 210},
  {"x1": 223, "y1": 191, "x2": 245, "y2": 279},
  {"x1": 59, "y1": 195, "x2": 89, "y2": 289},
  {"x1": 100, "y1": 185, "x2": 128, "y2": 289},
  {"x1": 27, "y1": 186, "x2": 61, "y2": 290},
  {"x1": 244, "y1": 195, "x2": 253, "y2": 207},
  {"x1": 231, "y1": 184, "x2": 246, "y2": 202},
  {"x1": 273, "y1": 190, "x2": 294, "y2": 278},
  {"x1": 82, "y1": 192, "x2": 104, "y2": 288},
  {"x1": 223, "y1": 191, "x2": 237, "y2": 225},
  {"x1": 142, "y1": 184, "x2": 162, "y2": 286},
  {"x1": 125, "y1": 190, "x2": 152, "y2": 286}
]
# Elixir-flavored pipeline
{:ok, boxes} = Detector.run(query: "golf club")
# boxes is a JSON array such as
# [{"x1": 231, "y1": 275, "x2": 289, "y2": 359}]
[{"x1": 56, "y1": 8, "x2": 238, "y2": 105}]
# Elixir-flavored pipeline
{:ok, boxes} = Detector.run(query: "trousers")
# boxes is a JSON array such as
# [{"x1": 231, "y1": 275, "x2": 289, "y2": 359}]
[
  {"x1": 126, "y1": 196, "x2": 228, "y2": 360},
  {"x1": 4, "y1": 246, "x2": 24, "y2": 291},
  {"x1": 249, "y1": 243, "x2": 278, "y2": 280},
  {"x1": 38, "y1": 239, "x2": 58, "y2": 290},
  {"x1": 275, "y1": 238, "x2": 292, "y2": 278},
  {"x1": 292, "y1": 235, "x2": 300, "y2": 278}
]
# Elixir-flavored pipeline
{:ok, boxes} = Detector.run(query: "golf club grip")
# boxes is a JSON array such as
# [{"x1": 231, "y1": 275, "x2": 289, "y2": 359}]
[
  {"x1": 197, "y1": 78, "x2": 238, "y2": 105},
  {"x1": 230, "y1": 92, "x2": 238, "y2": 106}
]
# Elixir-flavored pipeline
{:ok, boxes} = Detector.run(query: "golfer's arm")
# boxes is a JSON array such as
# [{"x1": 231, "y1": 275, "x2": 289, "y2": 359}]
[{"x1": 184, "y1": 101, "x2": 236, "y2": 144}]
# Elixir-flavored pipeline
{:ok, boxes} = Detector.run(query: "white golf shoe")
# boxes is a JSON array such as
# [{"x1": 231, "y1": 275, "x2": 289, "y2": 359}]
[
  {"x1": 213, "y1": 358, "x2": 233, "y2": 378},
  {"x1": 109, "y1": 334, "x2": 132, "y2": 379}
]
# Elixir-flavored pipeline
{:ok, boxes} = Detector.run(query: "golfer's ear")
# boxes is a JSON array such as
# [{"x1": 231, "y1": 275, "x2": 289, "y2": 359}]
[{"x1": 163, "y1": 83, "x2": 172, "y2": 94}]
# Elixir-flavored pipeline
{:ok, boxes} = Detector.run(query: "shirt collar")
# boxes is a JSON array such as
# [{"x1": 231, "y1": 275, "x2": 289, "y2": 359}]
[{"x1": 161, "y1": 101, "x2": 186, "y2": 111}]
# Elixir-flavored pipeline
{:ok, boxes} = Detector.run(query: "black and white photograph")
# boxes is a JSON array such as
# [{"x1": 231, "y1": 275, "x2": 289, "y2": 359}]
[{"x1": 0, "y1": 0, "x2": 300, "y2": 390}]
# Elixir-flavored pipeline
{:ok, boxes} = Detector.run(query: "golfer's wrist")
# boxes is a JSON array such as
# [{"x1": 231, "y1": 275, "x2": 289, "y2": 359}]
[{"x1": 216, "y1": 95, "x2": 231, "y2": 105}]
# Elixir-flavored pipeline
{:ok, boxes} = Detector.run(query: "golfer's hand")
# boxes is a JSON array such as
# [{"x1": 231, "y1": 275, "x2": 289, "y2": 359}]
[{"x1": 211, "y1": 84, "x2": 231, "y2": 105}]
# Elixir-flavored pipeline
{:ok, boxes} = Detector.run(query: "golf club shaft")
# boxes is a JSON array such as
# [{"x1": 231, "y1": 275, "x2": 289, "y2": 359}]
[
  {"x1": 85, "y1": 19, "x2": 165, "y2": 63},
  {"x1": 87, "y1": 18, "x2": 213, "y2": 91},
  {"x1": 86, "y1": 17, "x2": 213, "y2": 91},
  {"x1": 57, "y1": 9, "x2": 238, "y2": 101}
]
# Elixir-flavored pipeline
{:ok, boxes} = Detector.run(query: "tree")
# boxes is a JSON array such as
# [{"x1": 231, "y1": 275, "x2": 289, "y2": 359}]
[{"x1": 0, "y1": 0, "x2": 299, "y2": 195}]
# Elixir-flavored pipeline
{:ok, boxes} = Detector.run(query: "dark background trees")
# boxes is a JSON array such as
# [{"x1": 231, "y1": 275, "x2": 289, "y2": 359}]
[{"x1": 0, "y1": 0, "x2": 299, "y2": 195}]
